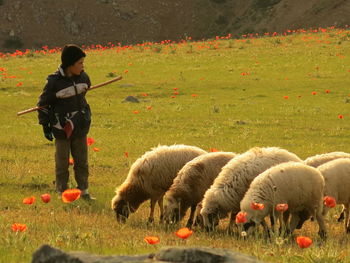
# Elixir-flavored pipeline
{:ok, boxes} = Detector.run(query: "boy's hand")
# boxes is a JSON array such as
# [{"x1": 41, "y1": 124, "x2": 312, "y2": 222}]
[{"x1": 42, "y1": 124, "x2": 53, "y2": 141}]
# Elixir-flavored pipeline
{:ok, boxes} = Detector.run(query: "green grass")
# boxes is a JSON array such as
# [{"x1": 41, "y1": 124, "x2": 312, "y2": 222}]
[{"x1": 1, "y1": 28, "x2": 350, "y2": 262}]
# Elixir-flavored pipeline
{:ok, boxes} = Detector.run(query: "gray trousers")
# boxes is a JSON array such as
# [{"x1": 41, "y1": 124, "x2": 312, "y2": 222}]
[{"x1": 55, "y1": 135, "x2": 89, "y2": 193}]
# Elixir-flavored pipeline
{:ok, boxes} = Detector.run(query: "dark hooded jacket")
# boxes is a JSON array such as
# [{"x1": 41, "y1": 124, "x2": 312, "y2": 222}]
[{"x1": 37, "y1": 66, "x2": 91, "y2": 139}]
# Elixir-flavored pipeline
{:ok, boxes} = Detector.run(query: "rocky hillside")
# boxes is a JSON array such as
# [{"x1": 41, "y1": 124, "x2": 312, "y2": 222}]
[{"x1": 1, "y1": 0, "x2": 350, "y2": 51}]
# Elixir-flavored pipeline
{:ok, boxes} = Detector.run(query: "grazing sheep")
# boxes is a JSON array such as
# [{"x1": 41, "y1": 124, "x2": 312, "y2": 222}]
[
  {"x1": 318, "y1": 158, "x2": 350, "y2": 233},
  {"x1": 304, "y1": 152, "x2": 350, "y2": 168},
  {"x1": 304, "y1": 151, "x2": 350, "y2": 222},
  {"x1": 163, "y1": 152, "x2": 237, "y2": 227},
  {"x1": 239, "y1": 162, "x2": 327, "y2": 238},
  {"x1": 111, "y1": 144, "x2": 206, "y2": 223},
  {"x1": 200, "y1": 147, "x2": 302, "y2": 230}
]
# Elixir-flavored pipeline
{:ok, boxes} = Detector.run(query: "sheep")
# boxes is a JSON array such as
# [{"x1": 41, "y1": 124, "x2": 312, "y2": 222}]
[
  {"x1": 163, "y1": 152, "x2": 237, "y2": 227},
  {"x1": 304, "y1": 151, "x2": 350, "y2": 168},
  {"x1": 317, "y1": 158, "x2": 350, "y2": 233},
  {"x1": 200, "y1": 147, "x2": 302, "y2": 230},
  {"x1": 304, "y1": 151, "x2": 350, "y2": 222},
  {"x1": 239, "y1": 162, "x2": 327, "y2": 239},
  {"x1": 111, "y1": 144, "x2": 207, "y2": 223}
]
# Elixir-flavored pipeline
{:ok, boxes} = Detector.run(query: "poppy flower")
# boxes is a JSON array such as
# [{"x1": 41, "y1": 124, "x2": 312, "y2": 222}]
[
  {"x1": 11, "y1": 223, "x2": 27, "y2": 232},
  {"x1": 235, "y1": 211, "x2": 247, "y2": 224},
  {"x1": 41, "y1": 193, "x2": 51, "y2": 203},
  {"x1": 69, "y1": 158, "x2": 74, "y2": 165},
  {"x1": 62, "y1": 189, "x2": 81, "y2": 203},
  {"x1": 323, "y1": 196, "x2": 336, "y2": 208},
  {"x1": 141, "y1": 93, "x2": 148, "y2": 97},
  {"x1": 144, "y1": 236, "x2": 160, "y2": 245},
  {"x1": 173, "y1": 91, "x2": 179, "y2": 95},
  {"x1": 275, "y1": 203, "x2": 288, "y2": 212},
  {"x1": 124, "y1": 69, "x2": 129, "y2": 74},
  {"x1": 284, "y1": 96, "x2": 289, "y2": 99},
  {"x1": 93, "y1": 147, "x2": 100, "y2": 152},
  {"x1": 16, "y1": 82, "x2": 23, "y2": 87},
  {"x1": 210, "y1": 148, "x2": 218, "y2": 152},
  {"x1": 338, "y1": 115, "x2": 344, "y2": 119},
  {"x1": 175, "y1": 227, "x2": 193, "y2": 239},
  {"x1": 173, "y1": 88, "x2": 178, "y2": 91},
  {"x1": 87, "y1": 137, "x2": 95, "y2": 146},
  {"x1": 296, "y1": 236, "x2": 312, "y2": 248},
  {"x1": 311, "y1": 91, "x2": 317, "y2": 95},
  {"x1": 325, "y1": 89, "x2": 331, "y2": 93},
  {"x1": 133, "y1": 110, "x2": 139, "y2": 114},
  {"x1": 250, "y1": 202, "x2": 264, "y2": 210},
  {"x1": 23, "y1": 196, "x2": 36, "y2": 205},
  {"x1": 171, "y1": 96, "x2": 176, "y2": 98},
  {"x1": 124, "y1": 152, "x2": 129, "y2": 158},
  {"x1": 191, "y1": 94, "x2": 198, "y2": 97}
]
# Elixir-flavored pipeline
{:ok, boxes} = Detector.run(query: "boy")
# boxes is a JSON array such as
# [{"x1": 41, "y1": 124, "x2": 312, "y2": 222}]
[{"x1": 37, "y1": 44, "x2": 95, "y2": 200}]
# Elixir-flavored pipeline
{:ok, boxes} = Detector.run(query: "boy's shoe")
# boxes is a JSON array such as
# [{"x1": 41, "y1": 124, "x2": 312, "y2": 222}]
[{"x1": 81, "y1": 193, "x2": 96, "y2": 201}]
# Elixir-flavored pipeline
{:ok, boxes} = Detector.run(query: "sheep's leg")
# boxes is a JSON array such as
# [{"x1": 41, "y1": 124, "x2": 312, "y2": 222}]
[
  {"x1": 289, "y1": 213, "x2": 301, "y2": 234},
  {"x1": 228, "y1": 211, "x2": 237, "y2": 231},
  {"x1": 186, "y1": 205, "x2": 196, "y2": 228},
  {"x1": 338, "y1": 205, "x2": 345, "y2": 222},
  {"x1": 261, "y1": 219, "x2": 271, "y2": 239},
  {"x1": 158, "y1": 197, "x2": 164, "y2": 223},
  {"x1": 315, "y1": 208, "x2": 327, "y2": 240},
  {"x1": 148, "y1": 198, "x2": 157, "y2": 223},
  {"x1": 344, "y1": 203, "x2": 350, "y2": 233}
]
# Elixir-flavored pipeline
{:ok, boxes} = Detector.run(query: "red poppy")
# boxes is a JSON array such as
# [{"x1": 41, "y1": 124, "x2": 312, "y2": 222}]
[
  {"x1": 284, "y1": 96, "x2": 289, "y2": 99},
  {"x1": 93, "y1": 147, "x2": 100, "y2": 152},
  {"x1": 62, "y1": 189, "x2": 81, "y2": 203},
  {"x1": 41, "y1": 193, "x2": 51, "y2": 203},
  {"x1": 171, "y1": 96, "x2": 176, "y2": 98},
  {"x1": 275, "y1": 203, "x2": 288, "y2": 212},
  {"x1": 173, "y1": 88, "x2": 178, "y2": 91},
  {"x1": 124, "y1": 69, "x2": 129, "y2": 74},
  {"x1": 133, "y1": 110, "x2": 139, "y2": 114},
  {"x1": 296, "y1": 236, "x2": 312, "y2": 248},
  {"x1": 250, "y1": 202, "x2": 264, "y2": 210},
  {"x1": 144, "y1": 236, "x2": 160, "y2": 245},
  {"x1": 173, "y1": 91, "x2": 179, "y2": 95},
  {"x1": 23, "y1": 196, "x2": 36, "y2": 205},
  {"x1": 210, "y1": 148, "x2": 218, "y2": 152},
  {"x1": 325, "y1": 89, "x2": 331, "y2": 93},
  {"x1": 175, "y1": 227, "x2": 193, "y2": 239},
  {"x1": 11, "y1": 223, "x2": 27, "y2": 232},
  {"x1": 323, "y1": 196, "x2": 336, "y2": 208},
  {"x1": 16, "y1": 82, "x2": 23, "y2": 87},
  {"x1": 191, "y1": 94, "x2": 198, "y2": 97},
  {"x1": 146, "y1": 106, "x2": 152, "y2": 110},
  {"x1": 311, "y1": 91, "x2": 317, "y2": 95},
  {"x1": 69, "y1": 158, "x2": 74, "y2": 165},
  {"x1": 87, "y1": 137, "x2": 95, "y2": 146},
  {"x1": 124, "y1": 152, "x2": 129, "y2": 158},
  {"x1": 235, "y1": 211, "x2": 247, "y2": 224},
  {"x1": 338, "y1": 115, "x2": 344, "y2": 119},
  {"x1": 141, "y1": 93, "x2": 148, "y2": 97}
]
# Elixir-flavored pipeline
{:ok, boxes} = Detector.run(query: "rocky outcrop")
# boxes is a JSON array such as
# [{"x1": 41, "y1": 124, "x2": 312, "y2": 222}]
[{"x1": 31, "y1": 244, "x2": 263, "y2": 263}]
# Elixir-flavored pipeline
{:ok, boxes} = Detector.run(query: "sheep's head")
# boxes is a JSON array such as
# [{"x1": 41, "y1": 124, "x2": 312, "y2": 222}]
[
  {"x1": 112, "y1": 195, "x2": 134, "y2": 223},
  {"x1": 200, "y1": 204, "x2": 221, "y2": 231},
  {"x1": 164, "y1": 196, "x2": 181, "y2": 224}
]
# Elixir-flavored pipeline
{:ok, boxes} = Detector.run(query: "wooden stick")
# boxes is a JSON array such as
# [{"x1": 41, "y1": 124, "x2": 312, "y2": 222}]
[{"x1": 17, "y1": 76, "x2": 122, "y2": 116}]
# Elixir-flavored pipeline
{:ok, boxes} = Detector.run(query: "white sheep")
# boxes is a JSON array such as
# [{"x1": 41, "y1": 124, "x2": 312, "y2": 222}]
[
  {"x1": 304, "y1": 152, "x2": 350, "y2": 168},
  {"x1": 111, "y1": 144, "x2": 207, "y2": 223},
  {"x1": 239, "y1": 162, "x2": 327, "y2": 238},
  {"x1": 163, "y1": 152, "x2": 237, "y2": 227},
  {"x1": 200, "y1": 147, "x2": 302, "y2": 230},
  {"x1": 317, "y1": 158, "x2": 350, "y2": 233}
]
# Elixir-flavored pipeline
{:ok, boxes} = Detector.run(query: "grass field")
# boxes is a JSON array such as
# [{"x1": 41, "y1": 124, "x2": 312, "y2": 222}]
[{"x1": 1, "y1": 28, "x2": 350, "y2": 262}]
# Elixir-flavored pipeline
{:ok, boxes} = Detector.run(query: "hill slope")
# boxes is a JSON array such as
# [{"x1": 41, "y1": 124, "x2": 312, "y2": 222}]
[{"x1": 1, "y1": 0, "x2": 350, "y2": 50}]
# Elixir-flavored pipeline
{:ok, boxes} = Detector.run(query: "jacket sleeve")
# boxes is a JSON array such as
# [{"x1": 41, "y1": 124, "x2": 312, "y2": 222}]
[{"x1": 37, "y1": 77, "x2": 57, "y2": 125}]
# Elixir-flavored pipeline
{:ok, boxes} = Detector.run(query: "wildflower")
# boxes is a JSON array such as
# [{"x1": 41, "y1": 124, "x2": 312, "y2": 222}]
[
  {"x1": 250, "y1": 202, "x2": 264, "y2": 210},
  {"x1": 146, "y1": 106, "x2": 152, "y2": 110},
  {"x1": 324, "y1": 196, "x2": 336, "y2": 208},
  {"x1": 311, "y1": 91, "x2": 317, "y2": 95},
  {"x1": 124, "y1": 69, "x2": 129, "y2": 74},
  {"x1": 144, "y1": 236, "x2": 160, "y2": 245},
  {"x1": 16, "y1": 82, "x2": 23, "y2": 87},
  {"x1": 325, "y1": 89, "x2": 331, "y2": 93},
  {"x1": 210, "y1": 148, "x2": 219, "y2": 152},
  {"x1": 87, "y1": 137, "x2": 95, "y2": 146},
  {"x1": 241, "y1": 231, "x2": 247, "y2": 237},
  {"x1": 284, "y1": 96, "x2": 289, "y2": 99},
  {"x1": 41, "y1": 193, "x2": 51, "y2": 203},
  {"x1": 23, "y1": 196, "x2": 36, "y2": 205},
  {"x1": 11, "y1": 223, "x2": 27, "y2": 232},
  {"x1": 191, "y1": 94, "x2": 198, "y2": 97},
  {"x1": 133, "y1": 110, "x2": 139, "y2": 114},
  {"x1": 141, "y1": 93, "x2": 148, "y2": 97},
  {"x1": 173, "y1": 88, "x2": 178, "y2": 91},
  {"x1": 124, "y1": 152, "x2": 129, "y2": 158},
  {"x1": 235, "y1": 211, "x2": 247, "y2": 224},
  {"x1": 175, "y1": 227, "x2": 193, "y2": 239},
  {"x1": 275, "y1": 203, "x2": 288, "y2": 212},
  {"x1": 338, "y1": 115, "x2": 344, "y2": 119},
  {"x1": 93, "y1": 147, "x2": 100, "y2": 152},
  {"x1": 296, "y1": 236, "x2": 312, "y2": 248},
  {"x1": 62, "y1": 189, "x2": 81, "y2": 203},
  {"x1": 173, "y1": 91, "x2": 179, "y2": 95},
  {"x1": 69, "y1": 158, "x2": 74, "y2": 165}
]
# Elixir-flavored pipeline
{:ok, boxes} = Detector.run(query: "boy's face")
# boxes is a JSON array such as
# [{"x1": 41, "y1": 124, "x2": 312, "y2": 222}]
[{"x1": 67, "y1": 57, "x2": 85, "y2": 76}]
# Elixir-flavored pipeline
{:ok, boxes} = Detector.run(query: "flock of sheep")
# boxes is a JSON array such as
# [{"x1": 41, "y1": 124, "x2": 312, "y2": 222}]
[{"x1": 111, "y1": 144, "x2": 350, "y2": 238}]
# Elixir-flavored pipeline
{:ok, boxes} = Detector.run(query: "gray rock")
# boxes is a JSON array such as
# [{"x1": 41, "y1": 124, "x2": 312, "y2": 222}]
[
  {"x1": 123, "y1": 96, "x2": 140, "y2": 103},
  {"x1": 32, "y1": 245, "x2": 263, "y2": 263}
]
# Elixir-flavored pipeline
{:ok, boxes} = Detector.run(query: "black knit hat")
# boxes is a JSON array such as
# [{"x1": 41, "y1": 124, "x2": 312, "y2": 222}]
[{"x1": 61, "y1": 44, "x2": 86, "y2": 69}]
